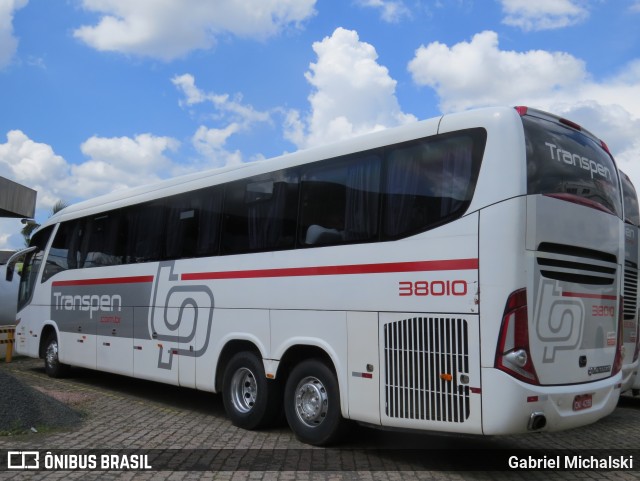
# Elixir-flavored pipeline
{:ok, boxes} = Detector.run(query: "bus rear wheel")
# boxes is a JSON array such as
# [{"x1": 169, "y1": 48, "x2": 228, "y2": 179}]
[
  {"x1": 43, "y1": 334, "x2": 69, "y2": 378},
  {"x1": 222, "y1": 351, "x2": 282, "y2": 430},
  {"x1": 284, "y1": 359, "x2": 347, "y2": 446}
]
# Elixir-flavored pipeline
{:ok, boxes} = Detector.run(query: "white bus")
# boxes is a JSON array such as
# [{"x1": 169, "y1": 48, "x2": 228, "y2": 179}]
[
  {"x1": 7, "y1": 106, "x2": 625, "y2": 445},
  {"x1": 620, "y1": 171, "x2": 640, "y2": 393}
]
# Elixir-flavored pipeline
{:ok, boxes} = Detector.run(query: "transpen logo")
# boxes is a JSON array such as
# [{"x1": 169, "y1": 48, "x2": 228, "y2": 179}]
[
  {"x1": 534, "y1": 279, "x2": 585, "y2": 363},
  {"x1": 149, "y1": 261, "x2": 214, "y2": 369}
]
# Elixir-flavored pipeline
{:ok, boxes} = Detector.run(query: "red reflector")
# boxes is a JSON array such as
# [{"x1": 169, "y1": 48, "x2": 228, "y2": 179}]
[
  {"x1": 515, "y1": 106, "x2": 528, "y2": 116},
  {"x1": 600, "y1": 139, "x2": 612, "y2": 155},
  {"x1": 470, "y1": 387, "x2": 481, "y2": 394},
  {"x1": 527, "y1": 396, "x2": 539, "y2": 403}
]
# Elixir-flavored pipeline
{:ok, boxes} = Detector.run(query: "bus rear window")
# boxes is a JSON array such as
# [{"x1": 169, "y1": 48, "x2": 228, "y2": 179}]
[{"x1": 523, "y1": 115, "x2": 621, "y2": 217}]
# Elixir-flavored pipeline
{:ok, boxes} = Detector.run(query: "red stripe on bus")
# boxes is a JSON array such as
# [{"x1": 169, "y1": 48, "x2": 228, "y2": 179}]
[
  {"x1": 181, "y1": 258, "x2": 479, "y2": 281},
  {"x1": 562, "y1": 291, "x2": 617, "y2": 301},
  {"x1": 52, "y1": 275, "x2": 154, "y2": 287}
]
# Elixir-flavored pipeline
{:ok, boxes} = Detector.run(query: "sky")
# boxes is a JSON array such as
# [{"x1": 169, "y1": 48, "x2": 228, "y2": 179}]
[{"x1": 1, "y1": 0, "x2": 640, "y2": 249}]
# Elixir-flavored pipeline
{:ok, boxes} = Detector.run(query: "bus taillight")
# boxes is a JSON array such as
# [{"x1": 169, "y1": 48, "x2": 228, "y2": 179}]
[
  {"x1": 613, "y1": 297, "x2": 625, "y2": 376},
  {"x1": 495, "y1": 288, "x2": 540, "y2": 385},
  {"x1": 633, "y1": 317, "x2": 640, "y2": 363}
]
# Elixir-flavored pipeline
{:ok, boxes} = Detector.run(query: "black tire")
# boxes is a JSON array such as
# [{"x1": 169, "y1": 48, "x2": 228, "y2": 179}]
[
  {"x1": 43, "y1": 334, "x2": 69, "y2": 378},
  {"x1": 222, "y1": 351, "x2": 282, "y2": 430},
  {"x1": 284, "y1": 358, "x2": 348, "y2": 446}
]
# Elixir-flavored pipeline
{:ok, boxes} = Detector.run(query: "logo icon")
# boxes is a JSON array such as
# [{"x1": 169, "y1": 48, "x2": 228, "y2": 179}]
[
  {"x1": 7, "y1": 451, "x2": 39, "y2": 470},
  {"x1": 149, "y1": 261, "x2": 214, "y2": 369},
  {"x1": 534, "y1": 280, "x2": 585, "y2": 363}
]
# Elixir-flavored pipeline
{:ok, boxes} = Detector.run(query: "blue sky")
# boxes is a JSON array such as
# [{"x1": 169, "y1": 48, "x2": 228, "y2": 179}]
[{"x1": 1, "y1": 0, "x2": 640, "y2": 249}]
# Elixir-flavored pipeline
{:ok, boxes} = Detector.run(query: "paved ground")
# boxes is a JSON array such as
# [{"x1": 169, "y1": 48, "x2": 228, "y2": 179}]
[{"x1": 0, "y1": 356, "x2": 639, "y2": 480}]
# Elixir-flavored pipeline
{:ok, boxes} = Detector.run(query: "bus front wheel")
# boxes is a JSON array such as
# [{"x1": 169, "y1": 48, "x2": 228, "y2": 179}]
[
  {"x1": 222, "y1": 351, "x2": 282, "y2": 430},
  {"x1": 43, "y1": 334, "x2": 69, "y2": 378},
  {"x1": 284, "y1": 358, "x2": 347, "y2": 446}
]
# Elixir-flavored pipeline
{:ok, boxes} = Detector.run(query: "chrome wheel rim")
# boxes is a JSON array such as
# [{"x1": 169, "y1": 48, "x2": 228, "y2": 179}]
[
  {"x1": 294, "y1": 376, "x2": 328, "y2": 427},
  {"x1": 230, "y1": 367, "x2": 258, "y2": 414}
]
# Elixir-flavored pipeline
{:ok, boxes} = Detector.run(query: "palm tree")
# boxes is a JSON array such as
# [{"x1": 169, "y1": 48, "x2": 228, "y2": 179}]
[{"x1": 21, "y1": 200, "x2": 68, "y2": 246}]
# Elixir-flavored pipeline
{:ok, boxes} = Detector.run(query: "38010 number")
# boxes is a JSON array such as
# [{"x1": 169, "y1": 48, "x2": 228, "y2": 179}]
[{"x1": 398, "y1": 280, "x2": 468, "y2": 297}]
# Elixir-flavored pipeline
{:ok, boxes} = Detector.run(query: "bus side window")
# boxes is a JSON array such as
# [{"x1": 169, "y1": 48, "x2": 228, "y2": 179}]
[
  {"x1": 299, "y1": 153, "x2": 381, "y2": 247},
  {"x1": 82, "y1": 213, "x2": 125, "y2": 268},
  {"x1": 125, "y1": 202, "x2": 165, "y2": 263},
  {"x1": 42, "y1": 220, "x2": 83, "y2": 282},
  {"x1": 221, "y1": 170, "x2": 299, "y2": 254},
  {"x1": 383, "y1": 130, "x2": 484, "y2": 239},
  {"x1": 164, "y1": 186, "x2": 223, "y2": 259}
]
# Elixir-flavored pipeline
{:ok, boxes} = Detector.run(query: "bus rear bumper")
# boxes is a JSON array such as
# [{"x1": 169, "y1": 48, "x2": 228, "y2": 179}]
[
  {"x1": 620, "y1": 359, "x2": 639, "y2": 393},
  {"x1": 480, "y1": 368, "x2": 621, "y2": 435}
]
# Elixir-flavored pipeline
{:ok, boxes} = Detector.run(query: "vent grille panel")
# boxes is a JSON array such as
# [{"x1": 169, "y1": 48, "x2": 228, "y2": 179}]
[
  {"x1": 536, "y1": 243, "x2": 617, "y2": 286},
  {"x1": 624, "y1": 266, "x2": 638, "y2": 320},
  {"x1": 384, "y1": 317, "x2": 470, "y2": 423}
]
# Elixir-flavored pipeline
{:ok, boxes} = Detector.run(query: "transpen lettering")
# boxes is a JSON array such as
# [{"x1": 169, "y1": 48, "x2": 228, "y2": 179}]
[
  {"x1": 544, "y1": 142, "x2": 612, "y2": 182},
  {"x1": 52, "y1": 292, "x2": 122, "y2": 319}
]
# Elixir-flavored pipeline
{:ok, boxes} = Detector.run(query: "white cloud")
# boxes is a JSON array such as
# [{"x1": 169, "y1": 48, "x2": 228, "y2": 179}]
[
  {"x1": 286, "y1": 27, "x2": 416, "y2": 149},
  {"x1": 0, "y1": 219, "x2": 24, "y2": 249},
  {"x1": 172, "y1": 74, "x2": 271, "y2": 126},
  {"x1": 191, "y1": 125, "x2": 243, "y2": 168},
  {"x1": 0, "y1": 130, "x2": 70, "y2": 210},
  {"x1": 0, "y1": 0, "x2": 28, "y2": 68},
  {"x1": 74, "y1": 0, "x2": 317, "y2": 60},
  {"x1": 408, "y1": 31, "x2": 587, "y2": 112},
  {"x1": 77, "y1": 134, "x2": 180, "y2": 196},
  {"x1": 173, "y1": 73, "x2": 273, "y2": 167},
  {"x1": 407, "y1": 29, "x2": 640, "y2": 193},
  {"x1": 632, "y1": 1, "x2": 640, "y2": 13},
  {"x1": 500, "y1": 0, "x2": 589, "y2": 31},
  {"x1": 356, "y1": 0, "x2": 411, "y2": 23},
  {"x1": 0, "y1": 130, "x2": 181, "y2": 243}
]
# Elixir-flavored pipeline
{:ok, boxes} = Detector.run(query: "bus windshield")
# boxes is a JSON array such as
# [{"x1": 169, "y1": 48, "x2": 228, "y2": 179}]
[{"x1": 523, "y1": 114, "x2": 621, "y2": 217}]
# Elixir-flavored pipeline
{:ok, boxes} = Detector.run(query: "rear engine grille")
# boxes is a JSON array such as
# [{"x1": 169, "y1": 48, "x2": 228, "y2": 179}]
[
  {"x1": 536, "y1": 243, "x2": 617, "y2": 286},
  {"x1": 384, "y1": 317, "x2": 470, "y2": 423}
]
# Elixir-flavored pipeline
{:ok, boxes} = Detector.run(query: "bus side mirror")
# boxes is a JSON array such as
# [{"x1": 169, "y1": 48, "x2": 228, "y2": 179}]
[
  {"x1": 5, "y1": 265, "x2": 14, "y2": 282},
  {"x1": 4, "y1": 246, "x2": 37, "y2": 283}
]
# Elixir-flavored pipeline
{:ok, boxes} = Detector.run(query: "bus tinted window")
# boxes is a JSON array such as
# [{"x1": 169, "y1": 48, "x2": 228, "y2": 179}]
[
  {"x1": 523, "y1": 115, "x2": 621, "y2": 217},
  {"x1": 383, "y1": 129, "x2": 485, "y2": 239},
  {"x1": 165, "y1": 187, "x2": 223, "y2": 259},
  {"x1": 299, "y1": 153, "x2": 381, "y2": 246},
  {"x1": 222, "y1": 171, "x2": 299, "y2": 254},
  {"x1": 43, "y1": 220, "x2": 82, "y2": 281},
  {"x1": 84, "y1": 212, "x2": 125, "y2": 267},
  {"x1": 124, "y1": 202, "x2": 165, "y2": 263}
]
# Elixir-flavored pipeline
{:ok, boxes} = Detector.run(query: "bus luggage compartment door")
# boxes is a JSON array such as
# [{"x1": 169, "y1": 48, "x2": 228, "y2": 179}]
[{"x1": 379, "y1": 312, "x2": 482, "y2": 434}]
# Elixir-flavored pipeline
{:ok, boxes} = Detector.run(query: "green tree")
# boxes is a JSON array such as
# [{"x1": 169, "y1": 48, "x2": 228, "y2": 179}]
[{"x1": 21, "y1": 200, "x2": 68, "y2": 246}]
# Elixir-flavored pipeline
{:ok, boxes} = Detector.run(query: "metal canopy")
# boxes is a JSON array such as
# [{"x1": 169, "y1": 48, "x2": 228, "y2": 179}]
[{"x1": 0, "y1": 177, "x2": 36, "y2": 219}]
